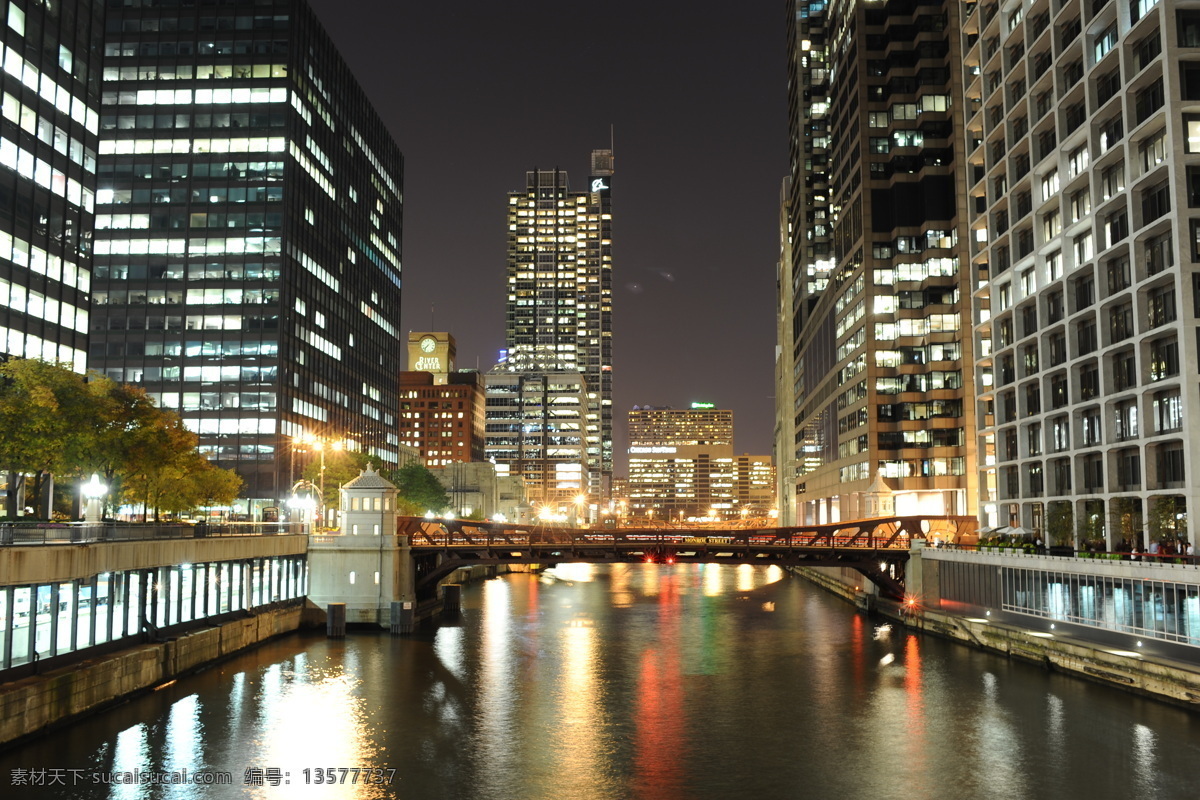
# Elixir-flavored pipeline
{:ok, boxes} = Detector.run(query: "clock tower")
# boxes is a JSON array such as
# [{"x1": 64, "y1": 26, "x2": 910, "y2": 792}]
[{"x1": 407, "y1": 332, "x2": 456, "y2": 384}]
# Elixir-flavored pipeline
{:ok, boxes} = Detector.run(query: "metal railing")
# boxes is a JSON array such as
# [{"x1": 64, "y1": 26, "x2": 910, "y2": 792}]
[{"x1": 0, "y1": 520, "x2": 303, "y2": 545}]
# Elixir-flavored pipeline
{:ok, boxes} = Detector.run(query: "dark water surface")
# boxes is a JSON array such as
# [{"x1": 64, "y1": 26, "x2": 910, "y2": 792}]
[{"x1": 2, "y1": 564, "x2": 1199, "y2": 799}]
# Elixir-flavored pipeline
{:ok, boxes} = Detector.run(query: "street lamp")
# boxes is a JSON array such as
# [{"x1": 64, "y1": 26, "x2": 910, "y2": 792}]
[
  {"x1": 82, "y1": 473, "x2": 107, "y2": 524},
  {"x1": 575, "y1": 493, "x2": 587, "y2": 526}
]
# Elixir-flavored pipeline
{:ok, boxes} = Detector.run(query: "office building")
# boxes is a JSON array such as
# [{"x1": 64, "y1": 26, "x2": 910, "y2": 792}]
[
  {"x1": 505, "y1": 149, "x2": 613, "y2": 498},
  {"x1": 627, "y1": 404, "x2": 773, "y2": 521},
  {"x1": 88, "y1": 0, "x2": 404, "y2": 517},
  {"x1": 964, "y1": 0, "x2": 1200, "y2": 545},
  {"x1": 0, "y1": 0, "x2": 103, "y2": 371},
  {"x1": 483, "y1": 362, "x2": 589, "y2": 513},
  {"x1": 399, "y1": 371, "x2": 485, "y2": 466},
  {"x1": 783, "y1": 0, "x2": 978, "y2": 524}
]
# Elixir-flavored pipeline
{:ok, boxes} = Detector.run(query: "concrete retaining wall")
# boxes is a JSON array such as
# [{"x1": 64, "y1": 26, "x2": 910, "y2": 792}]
[
  {"x1": 791, "y1": 565, "x2": 1200, "y2": 709},
  {"x1": 0, "y1": 605, "x2": 306, "y2": 747},
  {"x1": 0, "y1": 535, "x2": 309, "y2": 586}
]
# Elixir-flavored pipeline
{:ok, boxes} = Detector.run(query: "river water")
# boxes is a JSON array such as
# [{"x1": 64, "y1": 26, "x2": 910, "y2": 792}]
[{"x1": 1, "y1": 563, "x2": 1198, "y2": 799}]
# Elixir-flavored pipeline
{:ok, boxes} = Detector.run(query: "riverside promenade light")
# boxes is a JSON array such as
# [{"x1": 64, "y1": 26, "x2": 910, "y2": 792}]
[{"x1": 82, "y1": 473, "x2": 108, "y2": 524}]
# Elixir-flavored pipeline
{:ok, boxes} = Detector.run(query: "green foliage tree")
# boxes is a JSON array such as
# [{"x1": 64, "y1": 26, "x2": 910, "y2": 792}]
[
  {"x1": 188, "y1": 462, "x2": 245, "y2": 514},
  {"x1": 393, "y1": 462, "x2": 449, "y2": 516},
  {"x1": 301, "y1": 448, "x2": 374, "y2": 508},
  {"x1": 0, "y1": 358, "x2": 244, "y2": 520},
  {"x1": 0, "y1": 359, "x2": 100, "y2": 516}
]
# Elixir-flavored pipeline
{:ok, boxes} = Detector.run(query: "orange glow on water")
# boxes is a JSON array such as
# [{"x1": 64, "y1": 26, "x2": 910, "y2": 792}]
[{"x1": 633, "y1": 570, "x2": 685, "y2": 800}]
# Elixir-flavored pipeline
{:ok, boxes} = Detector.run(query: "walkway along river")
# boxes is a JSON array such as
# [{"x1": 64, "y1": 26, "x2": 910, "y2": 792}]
[{"x1": 1, "y1": 563, "x2": 1198, "y2": 799}]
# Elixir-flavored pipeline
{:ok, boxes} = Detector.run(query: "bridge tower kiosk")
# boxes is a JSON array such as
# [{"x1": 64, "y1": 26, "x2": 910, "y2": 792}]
[{"x1": 308, "y1": 466, "x2": 415, "y2": 630}]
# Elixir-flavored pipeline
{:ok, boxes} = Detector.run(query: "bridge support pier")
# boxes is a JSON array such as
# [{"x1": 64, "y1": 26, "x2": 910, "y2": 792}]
[
  {"x1": 391, "y1": 535, "x2": 417, "y2": 634},
  {"x1": 442, "y1": 584, "x2": 461, "y2": 614}
]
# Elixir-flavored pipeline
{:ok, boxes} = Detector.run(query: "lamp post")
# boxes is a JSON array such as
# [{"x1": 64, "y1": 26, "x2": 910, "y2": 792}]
[{"x1": 574, "y1": 493, "x2": 587, "y2": 527}]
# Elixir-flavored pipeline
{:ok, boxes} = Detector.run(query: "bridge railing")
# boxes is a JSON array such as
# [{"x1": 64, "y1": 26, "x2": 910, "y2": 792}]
[{"x1": 0, "y1": 520, "x2": 301, "y2": 545}]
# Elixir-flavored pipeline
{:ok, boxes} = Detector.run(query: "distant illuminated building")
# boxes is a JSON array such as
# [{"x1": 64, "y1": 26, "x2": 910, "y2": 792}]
[
  {"x1": 627, "y1": 404, "x2": 774, "y2": 521},
  {"x1": 506, "y1": 149, "x2": 613, "y2": 498},
  {"x1": 483, "y1": 358, "x2": 589, "y2": 511}
]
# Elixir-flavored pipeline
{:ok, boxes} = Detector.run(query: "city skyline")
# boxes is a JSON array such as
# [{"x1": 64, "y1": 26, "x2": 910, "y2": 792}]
[{"x1": 306, "y1": 0, "x2": 785, "y2": 468}]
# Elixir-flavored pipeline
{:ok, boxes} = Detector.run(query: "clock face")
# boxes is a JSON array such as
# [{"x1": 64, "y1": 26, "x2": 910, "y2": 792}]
[{"x1": 420, "y1": 337, "x2": 437, "y2": 353}]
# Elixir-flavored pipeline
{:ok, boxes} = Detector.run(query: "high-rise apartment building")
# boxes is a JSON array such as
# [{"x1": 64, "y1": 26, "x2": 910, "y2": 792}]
[
  {"x1": 627, "y1": 404, "x2": 773, "y2": 520},
  {"x1": 0, "y1": 0, "x2": 103, "y2": 372},
  {"x1": 89, "y1": 0, "x2": 404, "y2": 517},
  {"x1": 964, "y1": 0, "x2": 1200, "y2": 544},
  {"x1": 783, "y1": 0, "x2": 978, "y2": 524},
  {"x1": 505, "y1": 149, "x2": 613, "y2": 498},
  {"x1": 483, "y1": 363, "x2": 589, "y2": 512}
]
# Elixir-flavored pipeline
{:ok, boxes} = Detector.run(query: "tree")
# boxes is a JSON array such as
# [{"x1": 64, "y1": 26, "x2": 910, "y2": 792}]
[
  {"x1": 119, "y1": 407, "x2": 204, "y2": 521},
  {"x1": 301, "y1": 448, "x2": 375, "y2": 508},
  {"x1": 0, "y1": 359, "x2": 99, "y2": 516},
  {"x1": 393, "y1": 462, "x2": 449, "y2": 516},
  {"x1": 1109, "y1": 496, "x2": 1143, "y2": 549},
  {"x1": 188, "y1": 463, "x2": 244, "y2": 514}
]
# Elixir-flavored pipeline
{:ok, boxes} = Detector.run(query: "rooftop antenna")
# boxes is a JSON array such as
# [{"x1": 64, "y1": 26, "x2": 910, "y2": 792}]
[{"x1": 430, "y1": 303, "x2": 435, "y2": 331}]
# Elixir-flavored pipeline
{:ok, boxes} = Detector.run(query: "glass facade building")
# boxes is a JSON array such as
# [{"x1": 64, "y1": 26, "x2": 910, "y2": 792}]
[
  {"x1": 89, "y1": 0, "x2": 404, "y2": 516},
  {"x1": 484, "y1": 364, "x2": 588, "y2": 512},
  {"x1": 0, "y1": 0, "x2": 103, "y2": 371},
  {"x1": 783, "y1": 0, "x2": 978, "y2": 524},
  {"x1": 505, "y1": 150, "x2": 613, "y2": 499}
]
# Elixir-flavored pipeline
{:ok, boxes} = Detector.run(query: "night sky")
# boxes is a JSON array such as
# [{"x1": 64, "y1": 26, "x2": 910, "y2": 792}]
[{"x1": 307, "y1": 1, "x2": 785, "y2": 473}]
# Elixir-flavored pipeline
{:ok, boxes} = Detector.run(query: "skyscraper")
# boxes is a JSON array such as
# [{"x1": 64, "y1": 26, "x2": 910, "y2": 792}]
[
  {"x1": 0, "y1": 0, "x2": 104, "y2": 372},
  {"x1": 965, "y1": 0, "x2": 1200, "y2": 544},
  {"x1": 505, "y1": 149, "x2": 613, "y2": 499},
  {"x1": 783, "y1": 0, "x2": 977, "y2": 523},
  {"x1": 89, "y1": 0, "x2": 404, "y2": 518}
]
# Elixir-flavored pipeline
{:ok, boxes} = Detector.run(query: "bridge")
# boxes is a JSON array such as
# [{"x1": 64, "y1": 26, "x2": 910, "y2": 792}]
[{"x1": 394, "y1": 514, "x2": 978, "y2": 602}]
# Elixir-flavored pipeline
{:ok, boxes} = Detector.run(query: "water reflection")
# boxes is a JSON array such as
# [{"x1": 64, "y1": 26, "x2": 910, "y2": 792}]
[{"x1": 2, "y1": 565, "x2": 1199, "y2": 800}]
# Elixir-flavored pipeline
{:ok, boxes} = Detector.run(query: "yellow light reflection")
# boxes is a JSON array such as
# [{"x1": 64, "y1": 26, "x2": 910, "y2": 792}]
[
  {"x1": 476, "y1": 579, "x2": 519, "y2": 779},
  {"x1": 641, "y1": 562, "x2": 660, "y2": 596},
  {"x1": 611, "y1": 565, "x2": 634, "y2": 606},
  {"x1": 736, "y1": 564, "x2": 756, "y2": 593},
  {"x1": 251, "y1": 667, "x2": 386, "y2": 800},
  {"x1": 554, "y1": 623, "x2": 606, "y2": 795},
  {"x1": 704, "y1": 564, "x2": 723, "y2": 597},
  {"x1": 552, "y1": 563, "x2": 596, "y2": 582}
]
